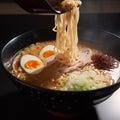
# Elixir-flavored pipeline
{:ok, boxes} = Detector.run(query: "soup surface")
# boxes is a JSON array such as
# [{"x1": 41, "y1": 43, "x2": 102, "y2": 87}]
[{"x1": 12, "y1": 41, "x2": 120, "y2": 91}]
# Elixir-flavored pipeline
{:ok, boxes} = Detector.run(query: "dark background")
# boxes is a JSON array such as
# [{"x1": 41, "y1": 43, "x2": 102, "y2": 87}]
[
  {"x1": 0, "y1": 13, "x2": 120, "y2": 120},
  {"x1": 0, "y1": 0, "x2": 120, "y2": 120}
]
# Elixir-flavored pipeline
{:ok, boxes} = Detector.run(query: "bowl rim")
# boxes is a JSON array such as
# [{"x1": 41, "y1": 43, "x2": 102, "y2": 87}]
[{"x1": 1, "y1": 27, "x2": 120, "y2": 94}]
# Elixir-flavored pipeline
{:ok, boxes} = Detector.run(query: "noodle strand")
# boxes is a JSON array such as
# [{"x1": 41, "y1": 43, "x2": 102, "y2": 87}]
[{"x1": 54, "y1": 1, "x2": 81, "y2": 65}]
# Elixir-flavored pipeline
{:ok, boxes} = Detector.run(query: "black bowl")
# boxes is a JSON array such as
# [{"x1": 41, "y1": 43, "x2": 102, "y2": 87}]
[{"x1": 1, "y1": 27, "x2": 120, "y2": 114}]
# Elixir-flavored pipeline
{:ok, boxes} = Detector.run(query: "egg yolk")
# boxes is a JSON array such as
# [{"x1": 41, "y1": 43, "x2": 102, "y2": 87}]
[
  {"x1": 43, "y1": 50, "x2": 55, "y2": 58},
  {"x1": 25, "y1": 60, "x2": 42, "y2": 69}
]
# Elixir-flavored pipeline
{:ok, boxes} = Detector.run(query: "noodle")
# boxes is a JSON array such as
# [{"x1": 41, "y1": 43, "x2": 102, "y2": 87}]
[{"x1": 53, "y1": 0, "x2": 81, "y2": 65}]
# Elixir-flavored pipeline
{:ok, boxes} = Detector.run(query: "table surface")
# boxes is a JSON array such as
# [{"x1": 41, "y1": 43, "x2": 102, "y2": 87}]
[{"x1": 0, "y1": 13, "x2": 120, "y2": 120}]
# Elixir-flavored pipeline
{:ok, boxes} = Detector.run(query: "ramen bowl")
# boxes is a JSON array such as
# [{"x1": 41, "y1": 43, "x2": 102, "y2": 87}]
[{"x1": 1, "y1": 27, "x2": 120, "y2": 114}]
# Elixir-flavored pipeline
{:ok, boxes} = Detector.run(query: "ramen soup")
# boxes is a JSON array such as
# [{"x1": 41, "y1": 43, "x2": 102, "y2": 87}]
[
  {"x1": 12, "y1": 41, "x2": 120, "y2": 91},
  {"x1": 12, "y1": 0, "x2": 120, "y2": 91}
]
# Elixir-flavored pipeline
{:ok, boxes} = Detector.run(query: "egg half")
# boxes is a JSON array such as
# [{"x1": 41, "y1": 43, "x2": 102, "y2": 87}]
[
  {"x1": 20, "y1": 54, "x2": 45, "y2": 74},
  {"x1": 39, "y1": 45, "x2": 58, "y2": 64}
]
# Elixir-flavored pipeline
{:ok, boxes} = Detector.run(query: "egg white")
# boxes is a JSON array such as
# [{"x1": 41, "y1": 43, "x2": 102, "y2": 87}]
[
  {"x1": 39, "y1": 45, "x2": 58, "y2": 64},
  {"x1": 20, "y1": 54, "x2": 45, "y2": 74}
]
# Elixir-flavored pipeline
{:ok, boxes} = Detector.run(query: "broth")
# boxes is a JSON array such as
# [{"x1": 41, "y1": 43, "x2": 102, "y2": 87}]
[{"x1": 11, "y1": 41, "x2": 120, "y2": 91}]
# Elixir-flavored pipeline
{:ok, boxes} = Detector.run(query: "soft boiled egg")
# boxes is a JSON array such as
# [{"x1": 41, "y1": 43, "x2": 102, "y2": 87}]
[
  {"x1": 39, "y1": 45, "x2": 58, "y2": 64},
  {"x1": 20, "y1": 54, "x2": 45, "y2": 74}
]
